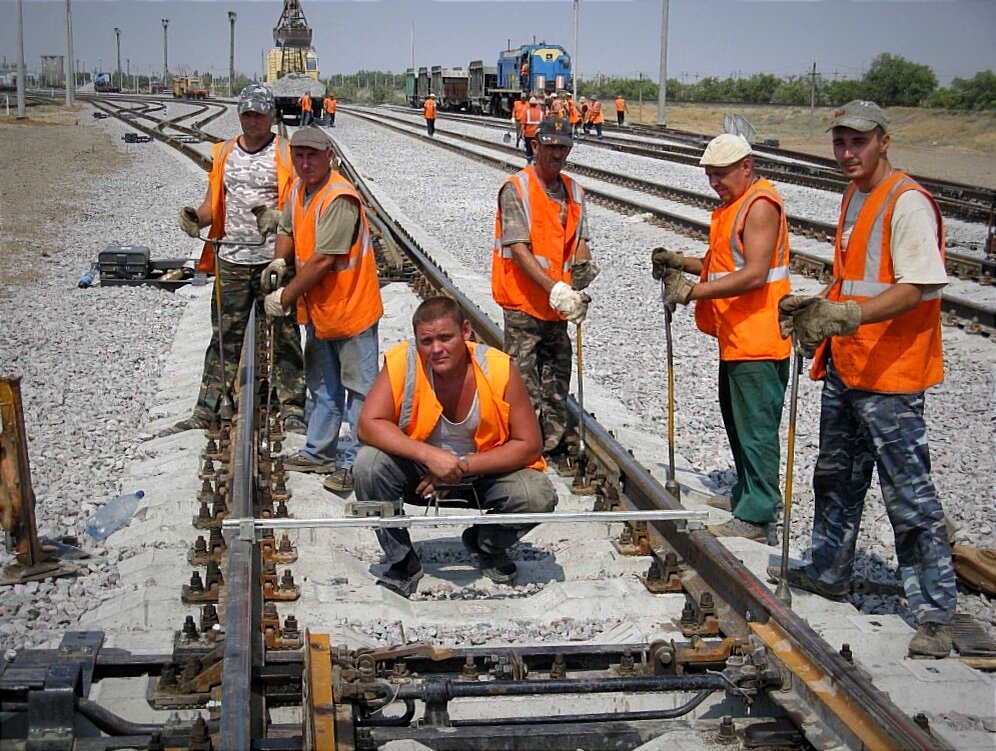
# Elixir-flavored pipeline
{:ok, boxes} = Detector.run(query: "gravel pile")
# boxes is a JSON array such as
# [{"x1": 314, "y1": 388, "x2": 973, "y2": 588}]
[{"x1": 333, "y1": 110, "x2": 995, "y2": 635}]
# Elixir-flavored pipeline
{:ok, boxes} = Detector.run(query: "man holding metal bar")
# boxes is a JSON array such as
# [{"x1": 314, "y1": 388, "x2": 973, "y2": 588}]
[{"x1": 353, "y1": 297, "x2": 557, "y2": 597}]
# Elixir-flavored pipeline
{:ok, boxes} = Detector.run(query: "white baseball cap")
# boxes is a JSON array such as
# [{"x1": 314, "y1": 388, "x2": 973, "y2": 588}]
[{"x1": 699, "y1": 134, "x2": 752, "y2": 167}]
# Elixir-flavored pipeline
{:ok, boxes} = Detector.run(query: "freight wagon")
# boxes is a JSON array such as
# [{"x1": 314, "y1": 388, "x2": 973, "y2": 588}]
[{"x1": 430, "y1": 66, "x2": 469, "y2": 111}]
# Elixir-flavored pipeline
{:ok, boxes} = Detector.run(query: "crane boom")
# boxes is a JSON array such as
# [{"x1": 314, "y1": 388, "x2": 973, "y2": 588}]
[{"x1": 273, "y1": 0, "x2": 313, "y2": 48}]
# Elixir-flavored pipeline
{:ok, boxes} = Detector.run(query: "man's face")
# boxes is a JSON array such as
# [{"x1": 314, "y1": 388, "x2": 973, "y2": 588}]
[
  {"x1": 832, "y1": 127, "x2": 889, "y2": 185},
  {"x1": 534, "y1": 142, "x2": 572, "y2": 178},
  {"x1": 704, "y1": 158, "x2": 751, "y2": 205},
  {"x1": 239, "y1": 110, "x2": 274, "y2": 139},
  {"x1": 291, "y1": 146, "x2": 333, "y2": 188},
  {"x1": 414, "y1": 317, "x2": 472, "y2": 378}
]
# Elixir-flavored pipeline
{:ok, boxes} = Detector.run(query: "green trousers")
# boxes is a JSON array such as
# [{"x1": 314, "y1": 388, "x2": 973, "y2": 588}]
[{"x1": 717, "y1": 358, "x2": 789, "y2": 524}]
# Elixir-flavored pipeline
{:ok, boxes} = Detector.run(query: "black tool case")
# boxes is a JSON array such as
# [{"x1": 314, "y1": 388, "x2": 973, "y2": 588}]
[{"x1": 98, "y1": 245, "x2": 151, "y2": 280}]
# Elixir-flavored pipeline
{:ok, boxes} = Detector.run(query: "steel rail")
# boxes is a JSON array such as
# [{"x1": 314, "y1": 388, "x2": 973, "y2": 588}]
[{"x1": 332, "y1": 129, "x2": 943, "y2": 751}]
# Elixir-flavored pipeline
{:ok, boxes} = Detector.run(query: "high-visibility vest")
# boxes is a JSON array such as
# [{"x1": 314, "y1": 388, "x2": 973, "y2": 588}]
[
  {"x1": 424, "y1": 98, "x2": 437, "y2": 119},
  {"x1": 512, "y1": 99, "x2": 526, "y2": 123},
  {"x1": 589, "y1": 101, "x2": 604, "y2": 124},
  {"x1": 289, "y1": 172, "x2": 383, "y2": 340},
  {"x1": 694, "y1": 178, "x2": 791, "y2": 361},
  {"x1": 548, "y1": 99, "x2": 566, "y2": 117},
  {"x1": 299, "y1": 94, "x2": 312, "y2": 112},
  {"x1": 811, "y1": 172, "x2": 945, "y2": 392},
  {"x1": 198, "y1": 135, "x2": 293, "y2": 274},
  {"x1": 566, "y1": 100, "x2": 579, "y2": 125},
  {"x1": 614, "y1": 97, "x2": 626, "y2": 113},
  {"x1": 522, "y1": 104, "x2": 543, "y2": 138},
  {"x1": 323, "y1": 97, "x2": 336, "y2": 114},
  {"x1": 385, "y1": 340, "x2": 546, "y2": 472},
  {"x1": 492, "y1": 166, "x2": 585, "y2": 322}
]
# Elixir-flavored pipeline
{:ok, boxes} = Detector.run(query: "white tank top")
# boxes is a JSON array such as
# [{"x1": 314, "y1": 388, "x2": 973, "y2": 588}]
[{"x1": 426, "y1": 371, "x2": 479, "y2": 456}]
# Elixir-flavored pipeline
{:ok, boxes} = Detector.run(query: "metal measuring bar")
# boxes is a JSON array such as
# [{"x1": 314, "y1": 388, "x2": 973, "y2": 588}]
[{"x1": 225, "y1": 509, "x2": 709, "y2": 541}]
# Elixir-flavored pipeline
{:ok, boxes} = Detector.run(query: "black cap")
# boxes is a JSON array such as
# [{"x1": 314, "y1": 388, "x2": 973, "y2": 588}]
[{"x1": 536, "y1": 117, "x2": 573, "y2": 146}]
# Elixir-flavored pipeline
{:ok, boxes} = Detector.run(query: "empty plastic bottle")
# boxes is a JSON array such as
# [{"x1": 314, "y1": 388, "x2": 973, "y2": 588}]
[{"x1": 84, "y1": 490, "x2": 146, "y2": 540}]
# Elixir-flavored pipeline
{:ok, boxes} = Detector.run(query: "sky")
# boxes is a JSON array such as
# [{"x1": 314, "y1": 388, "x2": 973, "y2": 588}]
[{"x1": 1, "y1": 0, "x2": 994, "y2": 85}]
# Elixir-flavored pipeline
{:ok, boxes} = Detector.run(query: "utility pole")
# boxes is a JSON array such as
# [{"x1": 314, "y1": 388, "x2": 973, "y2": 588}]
[
  {"x1": 65, "y1": 0, "x2": 75, "y2": 105},
  {"x1": 809, "y1": 61, "x2": 817, "y2": 138},
  {"x1": 638, "y1": 72, "x2": 643, "y2": 122},
  {"x1": 15, "y1": 0, "x2": 25, "y2": 117},
  {"x1": 572, "y1": 0, "x2": 579, "y2": 100},
  {"x1": 410, "y1": 20, "x2": 415, "y2": 73},
  {"x1": 228, "y1": 11, "x2": 236, "y2": 98},
  {"x1": 114, "y1": 27, "x2": 121, "y2": 90},
  {"x1": 161, "y1": 18, "x2": 169, "y2": 85},
  {"x1": 657, "y1": 0, "x2": 669, "y2": 126}
]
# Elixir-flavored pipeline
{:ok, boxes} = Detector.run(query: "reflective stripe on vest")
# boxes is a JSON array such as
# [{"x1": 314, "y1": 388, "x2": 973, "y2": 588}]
[{"x1": 399, "y1": 342, "x2": 492, "y2": 430}]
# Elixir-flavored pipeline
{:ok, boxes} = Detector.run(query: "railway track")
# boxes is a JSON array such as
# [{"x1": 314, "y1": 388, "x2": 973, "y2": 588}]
[{"x1": 2, "y1": 98, "x2": 993, "y2": 751}]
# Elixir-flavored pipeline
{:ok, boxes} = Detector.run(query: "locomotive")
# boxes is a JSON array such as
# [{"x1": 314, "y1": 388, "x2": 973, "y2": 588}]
[{"x1": 406, "y1": 42, "x2": 572, "y2": 116}]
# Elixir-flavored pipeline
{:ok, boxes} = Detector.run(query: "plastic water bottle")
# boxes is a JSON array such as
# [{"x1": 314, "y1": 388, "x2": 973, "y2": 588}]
[{"x1": 84, "y1": 490, "x2": 146, "y2": 540}]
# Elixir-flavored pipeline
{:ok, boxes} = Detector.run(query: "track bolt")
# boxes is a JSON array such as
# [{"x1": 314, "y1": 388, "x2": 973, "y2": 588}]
[
  {"x1": 197, "y1": 501, "x2": 211, "y2": 522},
  {"x1": 840, "y1": 643, "x2": 853, "y2": 663},
  {"x1": 182, "y1": 615, "x2": 199, "y2": 641},
  {"x1": 278, "y1": 534, "x2": 293, "y2": 553},
  {"x1": 188, "y1": 571, "x2": 204, "y2": 593},
  {"x1": 461, "y1": 656, "x2": 479, "y2": 680},
  {"x1": 680, "y1": 601, "x2": 697, "y2": 628},
  {"x1": 180, "y1": 657, "x2": 202, "y2": 684},
  {"x1": 718, "y1": 715, "x2": 736, "y2": 742},
  {"x1": 280, "y1": 569, "x2": 296, "y2": 589},
  {"x1": 276, "y1": 500, "x2": 289, "y2": 517},
  {"x1": 192, "y1": 536, "x2": 207, "y2": 555},
  {"x1": 200, "y1": 604, "x2": 219, "y2": 631},
  {"x1": 282, "y1": 615, "x2": 300, "y2": 639},
  {"x1": 206, "y1": 561, "x2": 224, "y2": 589},
  {"x1": 189, "y1": 715, "x2": 213, "y2": 751},
  {"x1": 550, "y1": 653, "x2": 567, "y2": 679},
  {"x1": 160, "y1": 663, "x2": 178, "y2": 686},
  {"x1": 914, "y1": 713, "x2": 930, "y2": 733},
  {"x1": 618, "y1": 649, "x2": 636, "y2": 675},
  {"x1": 209, "y1": 527, "x2": 225, "y2": 554}
]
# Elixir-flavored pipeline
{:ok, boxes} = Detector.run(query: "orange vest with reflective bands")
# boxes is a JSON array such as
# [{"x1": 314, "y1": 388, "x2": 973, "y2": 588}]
[
  {"x1": 290, "y1": 173, "x2": 383, "y2": 340},
  {"x1": 811, "y1": 172, "x2": 945, "y2": 392},
  {"x1": 548, "y1": 99, "x2": 566, "y2": 117},
  {"x1": 589, "y1": 101, "x2": 603, "y2": 124},
  {"x1": 198, "y1": 135, "x2": 294, "y2": 273},
  {"x1": 324, "y1": 97, "x2": 336, "y2": 114},
  {"x1": 492, "y1": 166, "x2": 585, "y2": 321},
  {"x1": 385, "y1": 340, "x2": 546, "y2": 472},
  {"x1": 694, "y1": 178, "x2": 791, "y2": 361},
  {"x1": 424, "y1": 98, "x2": 437, "y2": 119},
  {"x1": 513, "y1": 99, "x2": 526, "y2": 123},
  {"x1": 300, "y1": 94, "x2": 312, "y2": 112},
  {"x1": 566, "y1": 100, "x2": 579, "y2": 125},
  {"x1": 522, "y1": 104, "x2": 543, "y2": 137},
  {"x1": 614, "y1": 97, "x2": 625, "y2": 113}
]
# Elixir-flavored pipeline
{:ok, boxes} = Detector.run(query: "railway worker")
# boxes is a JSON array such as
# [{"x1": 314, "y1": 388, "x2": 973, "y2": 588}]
[
  {"x1": 354, "y1": 297, "x2": 558, "y2": 597},
  {"x1": 170, "y1": 83, "x2": 306, "y2": 436},
  {"x1": 262, "y1": 126, "x2": 383, "y2": 494},
  {"x1": 774, "y1": 100, "x2": 956, "y2": 659},
  {"x1": 548, "y1": 92, "x2": 566, "y2": 119},
  {"x1": 587, "y1": 95, "x2": 605, "y2": 139},
  {"x1": 492, "y1": 117, "x2": 600, "y2": 464},
  {"x1": 423, "y1": 94, "x2": 437, "y2": 137},
  {"x1": 322, "y1": 93, "x2": 336, "y2": 128},
  {"x1": 522, "y1": 96, "x2": 543, "y2": 165},
  {"x1": 565, "y1": 93, "x2": 580, "y2": 135},
  {"x1": 651, "y1": 133, "x2": 790, "y2": 544},
  {"x1": 512, "y1": 91, "x2": 528, "y2": 148},
  {"x1": 299, "y1": 91, "x2": 314, "y2": 126},
  {"x1": 520, "y1": 59, "x2": 530, "y2": 90},
  {"x1": 614, "y1": 95, "x2": 628, "y2": 126},
  {"x1": 577, "y1": 97, "x2": 589, "y2": 137}
]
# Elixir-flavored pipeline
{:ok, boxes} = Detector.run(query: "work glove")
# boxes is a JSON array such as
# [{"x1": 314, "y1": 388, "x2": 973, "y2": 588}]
[
  {"x1": 260, "y1": 258, "x2": 287, "y2": 293},
  {"x1": 571, "y1": 260, "x2": 601, "y2": 291},
  {"x1": 650, "y1": 247, "x2": 684, "y2": 280},
  {"x1": 778, "y1": 295, "x2": 861, "y2": 355},
  {"x1": 178, "y1": 206, "x2": 201, "y2": 238},
  {"x1": 263, "y1": 289, "x2": 289, "y2": 318},
  {"x1": 252, "y1": 206, "x2": 281, "y2": 238},
  {"x1": 661, "y1": 269, "x2": 695, "y2": 306},
  {"x1": 548, "y1": 281, "x2": 590, "y2": 324}
]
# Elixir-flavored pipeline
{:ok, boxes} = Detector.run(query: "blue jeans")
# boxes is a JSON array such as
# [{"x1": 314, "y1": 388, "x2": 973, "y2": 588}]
[{"x1": 302, "y1": 323, "x2": 380, "y2": 466}]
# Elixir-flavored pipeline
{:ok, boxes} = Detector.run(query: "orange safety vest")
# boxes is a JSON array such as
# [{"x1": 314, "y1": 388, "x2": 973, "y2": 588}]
[
  {"x1": 198, "y1": 135, "x2": 294, "y2": 274},
  {"x1": 512, "y1": 99, "x2": 526, "y2": 123},
  {"x1": 300, "y1": 94, "x2": 313, "y2": 113},
  {"x1": 323, "y1": 97, "x2": 336, "y2": 114},
  {"x1": 589, "y1": 101, "x2": 604, "y2": 124},
  {"x1": 492, "y1": 166, "x2": 585, "y2": 322},
  {"x1": 811, "y1": 172, "x2": 945, "y2": 392},
  {"x1": 289, "y1": 172, "x2": 383, "y2": 340},
  {"x1": 424, "y1": 98, "x2": 437, "y2": 119},
  {"x1": 566, "y1": 100, "x2": 579, "y2": 125},
  {"x1": 522, "y1": 104, "x2": 543, "y2": 138},
  {"x1": 694, "y1": 178, "x2": 791, "y2": 361},
  {"x1": 614, "y1": 97, "x2": 626, "y2": 113},
  {"x1": 385, "y1": 340, "x2": 546, "y2": 472},
  {"x1": 548, "y1": 99, "x2": 566, "y2": 118}
]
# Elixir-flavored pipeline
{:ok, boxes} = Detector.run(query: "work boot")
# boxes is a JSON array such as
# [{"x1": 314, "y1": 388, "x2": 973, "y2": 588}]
[
  {"x1": 322, "y1": 468, "x2": 353, "y2": 495},
  {"x1": 283, "y1": 451, "x2": 335, "y2": 474},
  {"x1": 376, "y1": 566, "x2": 424, "y2": 599},
  {"x1": 462, "y1": 528, "x2": 517, "y2": 585},
  {"x1": 708, "y1": 517, "x2": 767, "y2": 543},
  {"x1": 705, "y1": 495, "x2": 733, "y2": 512},
  {"x1": 283, "y1": 415, "x2": 307, "y2": 435},
  {"x1": 908, "y1": 622, "x2": 953, "y2": 659},
  {"x1": 766, "y1": 565, "x2": 849, "y2": 601}
]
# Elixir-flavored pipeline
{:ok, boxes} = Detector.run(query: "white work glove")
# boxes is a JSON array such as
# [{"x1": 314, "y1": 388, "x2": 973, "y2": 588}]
[
  {"x1": 264, "y1": 289, "x2": 289, "y2": 318},
  {"x1": 252, "y1": 205, "x2": 281, "y2": 238},
  {"x1": 260, "y1": 258, "x2": 287, "y2": 293},
  {"x1": 549, "y1": 281, "x2": 590, "y2": 324},
  {"x1": 178, "y1": 206, "x2": 201, "y2": 238}
]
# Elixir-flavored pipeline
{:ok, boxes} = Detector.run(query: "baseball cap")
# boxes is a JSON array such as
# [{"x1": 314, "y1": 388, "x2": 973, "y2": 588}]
[
  {"x1": 699, "y1": 133, "x2": 752, "y2": 167},
  {"x1": 827, "y1": 100, "x2": 888, "y2": 133},
  {"x1": 536, "y1": 117, "x2": 573, "y2": 146},
  {"x1": 238, "y1": 83, "x2": 275, "y2": 115},
  {"x1": 290, "y1": 126, "x2": 333, "y2": 151},
  {"x1": 528, "y1": 96, "x2": 538, "y2": 105}
]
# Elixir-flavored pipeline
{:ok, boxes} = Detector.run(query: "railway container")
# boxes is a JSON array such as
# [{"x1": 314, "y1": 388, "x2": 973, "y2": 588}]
[
  {"x1": 468, "y1": 60, "x2": 499, "y2": 114},
  {"x1": 430, "y1": 65, "x2": 469, "y2": 111},
  {"x1": 417, "y1": 67, "x2": 430, "y2": 101},
  {"x1": 404, "y1": 68, "x2": 419, "y2": 107}
]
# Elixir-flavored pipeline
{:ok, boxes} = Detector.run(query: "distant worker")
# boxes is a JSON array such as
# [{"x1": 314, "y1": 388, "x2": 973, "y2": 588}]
[
  {"x1": 587, "y1": 95, "x2": 604, "y2": 139},
  {"x1": 171, "y1": 83, "x2": 305, "y2": 436},
  {"x1": 512, "y1": 91, "x2": 528, "y2": 148},
  {"x1": 548, "y1": 92, "x2": 566, "y2": 118},
  {"x1": 520, "y1": 58, "x2": 530, "y2": 90},
  {"x1": 323, "y1": 93, "x2": 336, "y2": 128},
  {"x1": 651, "y1": 134, "x2": 790, "y2": 543},
  {"x1": 263, "y1": 127, "x2": 383, "y2": 493},
  {"x1": 354, "y1": 297, "x2": 558, "y2": 597},
  {"x1": 299, "y1": 91, "x2": 314, "y2": 126},
  {"x1": 521, "y1": 96, "x2": 543, "y2": 164},
  {"x1": 614, "y1": 95, "x2": 629, "y2": 126},
  {"x1": 577, "y1": 97, "x2": 589, "y2": 137},
  {"x1": 774, "y1": 100, "x2": 955, "y2": 659},
  {"x1": 565, "y1": 93, "x2": 580, "y2": 135},
  {"x1": 493, "y1": 117, "x2": 600, "y2": 463},
  {"x1": 423, "y1": 94, "x2": 437, "y2": 137}
]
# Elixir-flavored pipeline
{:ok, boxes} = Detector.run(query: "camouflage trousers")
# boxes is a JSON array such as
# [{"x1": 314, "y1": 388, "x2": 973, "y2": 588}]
[
  {"x1": 804, "y1": 361, "x2": 956, "y2": 625},
  {"x1": 503, "y1": 310, "x2": 572, "y2": 454},
  {"x1": 193, "y1": 259, "x2": 306, "y2": 422}
]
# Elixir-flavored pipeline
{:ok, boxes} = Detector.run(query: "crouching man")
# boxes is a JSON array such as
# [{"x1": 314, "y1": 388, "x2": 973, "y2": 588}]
[{"x1": 354, "y1": 297, "x2": 558, "y2": 597}]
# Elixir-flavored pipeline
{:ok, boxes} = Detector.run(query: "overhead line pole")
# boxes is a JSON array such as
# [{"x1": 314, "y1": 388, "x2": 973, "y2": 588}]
[
  {"x1": 228, "y1": 11, "x2": 237, "y2": 98},
  {"x1": 657, "y1": 0, "x2": 669, "y2": 126},
  {"x1": 572, "y1": 0, "x2": 579, "y2": 100},
  {"x1": 65, "y1": 0, "x2": 75, "y2": 105},
  {"x1": 15, "y1": 0, "x2": 26, "y2": 118}
]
